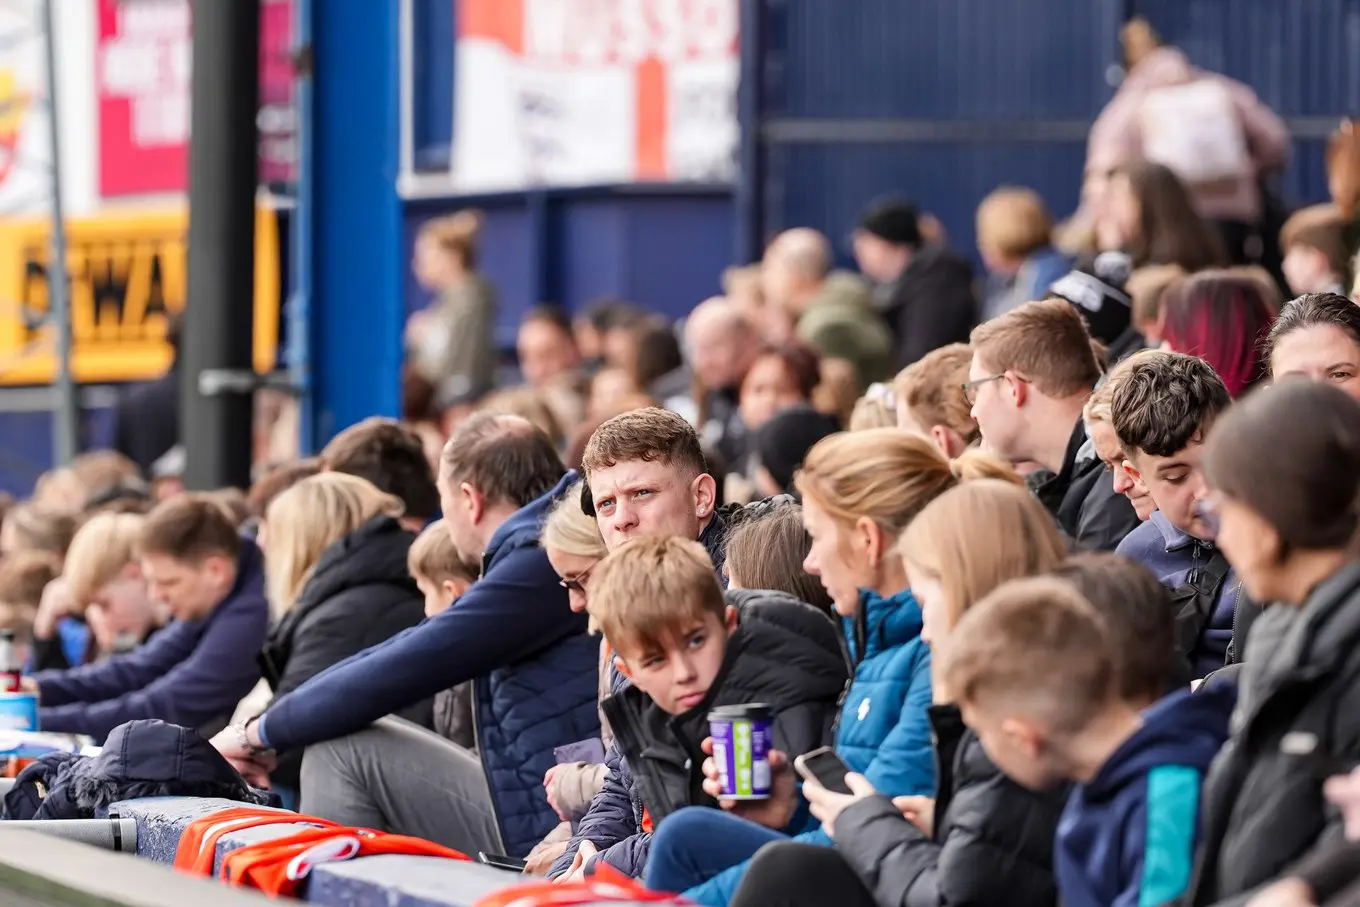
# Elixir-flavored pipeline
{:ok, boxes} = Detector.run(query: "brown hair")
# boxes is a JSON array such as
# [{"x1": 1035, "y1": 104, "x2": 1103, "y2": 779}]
[
  {"x1": 1266, "y1": 292, "x2": 1360, "y2": 375},
  {"x1": 323, "y1": 418, "x2": 440, "y2": 521},
  {"x1": 1281, "y1": 204, "x2": 1350, "y2": 279},
  {"x1": 1204, "y1": 379, "x2": 1360, "y2": 549},
  {"x1": 1115, "y1": 162, "x2": 1229, "y2": 272},
  {"x1": 478, "y1": 387, "x2": 564, "y2": 448},
  {"x1": 893, "y1": 343, "x2": 977, "y2": 442},
  {"x1": 1126, "y1": 264, "x2": 1187, "y2": 331},
  {"x1": 71, "y1": 451, "x2": 144, "y2": 504},
  {"x1": 812, "y1": 358, "x2": 862, "y2": 425},
  {"x1": 4, "y1": 504, "x2": 77, "y2": 558},
  {"x1": 63, "y1": 513, "x2": 144, "y2": 608},
  {"x1": 408, "y1": 519, "x2": 480, "y2": 586},
  {"x1": 0, "y1": 550, "x2": 61, "y2": 610},
  {"x1": 942, "y1": 576, "x2": 1116, "y2": 733},
  {"x1": 590, "y1": 535, "x2": 726, "y2": 656},
  {"x1": 209, "y1": 488, "x2": 250, "y2": 529},
  {"x1": 138, "y1": 494, "x2": 243, "y2": 562},
  {"x1": 795, "y1": 428, "x2": 1016, "y2": 539},
  {"x1": 582, "y1": 407, "x2": 707, "y2": 482},
  {"x1": 900, "y1": 479, "x2": 1065, "y2": 635},
  {"x1": 248, "y1": 458, "x2": 324, "y2": 521},
  {"x1": 1048, "y1": 554, "x2": 1178, "y2": 701},
  {"x1": 1112, "y1": 350, "x2": 1231, "y2": 458},
  {"x1": 441, "y1": 412, "x2": 565, "y2": 509},
  {"x1": 418, "y1": 209, "x2": 484, "y2": 270},
  {"x1": 969, "y1": 298, "x2": 1102, "y2": 398},
  {"x1": 975, "y1": 187, "x2": 1054, "y2": 259},
  {"x1": 724, "y1": 500, "x2": 833, "y2": 613}
]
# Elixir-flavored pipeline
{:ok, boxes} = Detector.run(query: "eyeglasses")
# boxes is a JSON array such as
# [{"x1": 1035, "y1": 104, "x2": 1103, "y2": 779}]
[
  {"x1": 961, "y1": 374, "x2": 1005, "y2": 406},
  {"x1": 1192, "y1": 495, "x2": 1222, "y2": 540},
  {"x1": 559, "y1": 567, "x2": 594, "y2": 596}
]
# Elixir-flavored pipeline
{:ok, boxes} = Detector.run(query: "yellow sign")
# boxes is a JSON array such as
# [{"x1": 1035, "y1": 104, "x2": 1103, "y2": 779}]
[{"x1": 0, "y1": 205, "x2": 281, "y2": 385}]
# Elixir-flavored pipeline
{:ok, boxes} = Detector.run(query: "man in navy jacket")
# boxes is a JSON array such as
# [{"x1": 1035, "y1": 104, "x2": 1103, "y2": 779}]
[
  {"x1": 214, "y1": 413, "x2": 601, "y2": 859},
  {"x1": 30, "y1": 495, "x2": 269, "y2": 742}
]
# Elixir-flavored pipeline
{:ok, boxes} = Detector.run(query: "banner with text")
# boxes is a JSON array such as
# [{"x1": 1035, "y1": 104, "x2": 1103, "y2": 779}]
[
  {"x1": 453, "y1": 0, "x2": 739, "y2": 191},
  {"x1": 95, "y1": 0, "x2": 295, "y2": 197}
]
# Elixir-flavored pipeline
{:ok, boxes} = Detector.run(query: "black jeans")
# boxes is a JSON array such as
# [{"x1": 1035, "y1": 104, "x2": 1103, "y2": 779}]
[{"x1": 729, "y1": 842, "x2": 878, "y2": 907}]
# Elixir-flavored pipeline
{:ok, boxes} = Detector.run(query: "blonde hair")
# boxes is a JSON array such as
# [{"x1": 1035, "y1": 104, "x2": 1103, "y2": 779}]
[
  {"x1": 479, "y1": 387, "x2": 564, "y2": 447},
  {"x1": 0, "y1": 551, "x2": 61, "y2": 639},
  {"x1": 541, "y1": 482, "x2": 608, "y2": 561},
  {"x1": 64, "y1": 513, "x2": 146, "y2": 609},
  {"x1": 900, "y1": 480, "x2": 1067, "y2": 640},
  {"x1": 4, "y1": 504, "x2": 77, "y2": 559},
  {"x1": 795, "y1": 428, "x2": 1016, "y2": 539},
  {"x1": 893, "y1": 344, "x2": 976, "y2": 441},
  {"x1": 408, "y1": 519, "x2": 480, "y2": 586},
  {"x1": 848, "y1": 390, "x2": 897, "y2": 431},
  {"x1": 264, "y1": 473, "x2": 405, "y2": 615},
  {"x1": 590, "y1": 535, "x2": 725, "y2": 656},
  {"x1": 976, "y1": 187, "x2": 1054, "y2": 259}
]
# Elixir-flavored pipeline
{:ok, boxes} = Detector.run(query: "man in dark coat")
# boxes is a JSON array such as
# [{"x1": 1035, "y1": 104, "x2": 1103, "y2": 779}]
[
  {"x1": 852, "y1": 198, "x2": 977, "y2": 369},
  {"x1": 212, "y1": 414, "x2": 601, "y2": 859}
]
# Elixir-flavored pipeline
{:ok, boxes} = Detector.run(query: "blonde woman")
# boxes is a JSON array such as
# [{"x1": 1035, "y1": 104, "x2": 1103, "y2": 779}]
[
  {"x1": 739, "y1": 480, "x2": 1070, "y2": 907},
  {"x1": 528, "y1": 481, "x2": 612, "y2": 875},
  {"x1": 257, "y1": 472, "x2": 428, "y2": 791}
]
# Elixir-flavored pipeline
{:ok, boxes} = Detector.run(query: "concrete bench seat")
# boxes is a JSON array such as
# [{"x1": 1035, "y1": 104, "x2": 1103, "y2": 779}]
[{"x1": 104, "y1": 797, "x2": 657, "y2": 907}]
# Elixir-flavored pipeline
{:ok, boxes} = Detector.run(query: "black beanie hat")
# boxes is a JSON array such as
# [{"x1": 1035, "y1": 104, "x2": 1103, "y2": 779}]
[
  {"x1": 756, "y1": 404, "x2": 842, "y2": 495},
  {"x1": 1047, "y1": 251, "x2": 1134, "y2": 347},
  {"x1": 858, "y1": 197, "x2": 921, "y2": 248}
]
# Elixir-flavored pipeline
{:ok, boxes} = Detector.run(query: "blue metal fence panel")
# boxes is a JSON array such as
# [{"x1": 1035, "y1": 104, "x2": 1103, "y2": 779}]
[{"x1": 412, "y1": 0, "x2": 455, "y2": 171}]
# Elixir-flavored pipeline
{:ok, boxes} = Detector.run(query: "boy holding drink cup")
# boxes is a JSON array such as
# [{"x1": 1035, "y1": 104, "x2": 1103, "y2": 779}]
[{"x1": 550, "y1": 536, "x2": 846, "y2": 882}]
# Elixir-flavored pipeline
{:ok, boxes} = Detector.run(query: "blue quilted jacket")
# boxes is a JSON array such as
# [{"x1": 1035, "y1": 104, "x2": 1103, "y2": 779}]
[
  {"x1": 683, "y1": 586, "x2": 936, "y2": 905},
  {"x1": 257, "y1": 472, "x2": 601, "y2": 856}
]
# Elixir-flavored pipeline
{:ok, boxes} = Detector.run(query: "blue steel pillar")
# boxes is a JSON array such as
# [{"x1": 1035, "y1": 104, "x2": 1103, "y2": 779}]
[{"x1": 294, "y1": 0, "x2": 404, "y2": 452}]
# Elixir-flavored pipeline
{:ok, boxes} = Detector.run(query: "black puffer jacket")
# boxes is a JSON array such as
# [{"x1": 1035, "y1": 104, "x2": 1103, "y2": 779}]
[
  {"x1": 833, "y1": 704, "x2": 1066, "y2": 907},
  {"x1": 551, "y1": 588, "x2": 849, "y2": 878},
  {"x1": 258, "y1": 516, "x2": 432, "y2": 785},
  {"x1": 1185, "y1": 561, "x2": 1360, "y2": 906},
  {"x1": 1030, "y1": 419, "x2": 1140, "y2": 552}
]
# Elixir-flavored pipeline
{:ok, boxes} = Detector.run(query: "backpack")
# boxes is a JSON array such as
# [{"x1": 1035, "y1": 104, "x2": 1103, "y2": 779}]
[{"x1": 1170, "y1": 546, "x2": 1233, "y2": 661}]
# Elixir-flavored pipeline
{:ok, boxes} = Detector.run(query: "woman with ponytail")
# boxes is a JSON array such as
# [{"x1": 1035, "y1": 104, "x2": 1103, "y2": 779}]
[{"x1": 644, "y1": 430, "x2": 1017, "y2": 906}]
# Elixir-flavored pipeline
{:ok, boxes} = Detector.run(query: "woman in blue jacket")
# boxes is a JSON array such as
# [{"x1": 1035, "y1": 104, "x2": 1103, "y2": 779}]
[{"x1": 643, "y1": 429, "x2": 1015, "y2": 906}]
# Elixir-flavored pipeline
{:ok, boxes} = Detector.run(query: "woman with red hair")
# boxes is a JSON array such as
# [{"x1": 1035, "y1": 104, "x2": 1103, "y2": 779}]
[{"x1": 1160, "y1": 270, "x2": 1276, "y2": 397}]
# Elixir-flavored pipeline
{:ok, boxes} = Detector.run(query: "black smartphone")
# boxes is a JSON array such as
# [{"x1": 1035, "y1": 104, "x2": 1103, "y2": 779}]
[
  {"x1": 793, "y1": 746, "x2": 855, "y2": 795},
  {"x1": 478, "y1": 852, "x2": 529, "y2": 872}
]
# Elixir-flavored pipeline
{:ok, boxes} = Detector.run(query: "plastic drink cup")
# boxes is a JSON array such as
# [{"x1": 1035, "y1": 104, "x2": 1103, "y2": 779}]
[{"x1": 708, "y1": 703, "x2": 773, "y2": 799}]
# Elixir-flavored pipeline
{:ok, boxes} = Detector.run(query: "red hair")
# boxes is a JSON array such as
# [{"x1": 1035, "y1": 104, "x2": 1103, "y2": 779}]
[{"x1": 1161, "y1": 271, "x2": 1275, "y2": 398}]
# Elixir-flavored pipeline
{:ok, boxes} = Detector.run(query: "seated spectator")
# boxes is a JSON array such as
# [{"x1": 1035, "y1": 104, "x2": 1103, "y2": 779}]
[
  {"x1": 762, "y1": 228, "x2": 894, "y2": 385},
  {"x1": 550, "y1": 536, "x2": 846, "y2": 880},
  {"x1": 582, "y1": 407, "x2": 729, "y2": 576},
  {"x1": 977, "y1": 186, "x2": 1073, "y2": 320},
  {"x1": 728, "y1": 479, "x2": 1069, "y2": 907},
  {"x1": 1186, "y1": 380, "x2": 1360, "y2": 903},
  {"x1": 628, "y1": 316, "x2": 686, "y2": 394},
  {"x1": 573, "y1": 298, "x2": 642, "y2": 374},
  {"x1": 518, "y1": 304, "x2": 582, "y2": 391},
  {"x1": 723, "y1": 499, "x2": 833, "y2": 615},
  {"x1": 31, "y1": 467, "x2": 86, "y2": 514},
  {"x1": 27, "y1": 495, "x2": 269, "y2": 741},
  {"x1": 320, "y1": 417, "x2": 441, "y2": 530},
  {"x1": 725, "y1": 263, "x2": 790, "y2": 345},
  {"x1": 1125, "y1": 262, "x2": 1186, "y2": 344},
  {"x1": 968, "y1": 298, "x2": 1140, "y2": 550},
  {"x1": 587, "y1": 367, "x2": 639, "y2": 424},
  {"x1": 1046, "y1": 251, "x2": 1147, "y2": 365},
  {"x1": 1266, "y1": 291, "x2": 1360, "y2": 404},
  {"x1": 642, "y1": 431, "x2": 1012, "y2": 905},
  {"x1": 0, "y1": 550, "x2": 60, "y2": 669},
  {"x1": 213, "y1": 414, "x2": 600, "y2": 859},
  {"x1": 1281, "y1": 203, "x2": 1350, "y2": 297},
  {"x1": 853, "y1": 197, "x2": 977, "y2": 368},
  {"x1": 245, "y1": 458, "x2": 323, "y2": 546},
  {"x1": 941, "y1": 576, "x2": 1232, "y2": 907},
  {"x1": 811, "y1": 357, "x2": 860, "y2": 427},
  {"x1": 1082, "y1": 350, "x2": 1166, "y2": 524},
  {"x1": 1096, "y1": 162, "x2": 1229, "y2": 272},
  {"x1": 848, "y1": 384, "x2": 897, "y2": 431},
  {"x1": 751, "y1": 404, "x2": 841, "y2": 499},
  {"x1": 737, "y1": 343, "x2": 820, "y2": 436},
  {"x1": 0, "y1": 504, "x2": 76, "y2": 560},
  {"x1": 479, "y1": 386, "x2": 565, "y2": 450},
  {"x1": 70, "y1": 451, "x2": 145, "y2": 507},
  {"x1": 891, "y1": 342, "x2": 977, "y2": 457},
  {"x1": 33, "y1": 513, "x2": 165, "y2": 673},
  {"x1": 1113, "y1": 352, "x2": 1241, "y2": 677},
  {"x1": 1159, "y1": 270, "x2": 1275, "y2": 397},
  {"x1": 257, "y1": 472, "x2": 433, "y2": 790}
]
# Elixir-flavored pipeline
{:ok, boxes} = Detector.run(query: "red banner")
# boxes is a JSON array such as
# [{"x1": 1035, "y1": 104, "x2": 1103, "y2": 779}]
[{"x1": 96, "y1": 0, "x2": 295, "y2": 198}]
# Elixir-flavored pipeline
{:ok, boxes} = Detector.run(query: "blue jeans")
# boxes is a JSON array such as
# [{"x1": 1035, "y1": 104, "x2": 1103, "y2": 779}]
[{"x1": 644, "y1": 808, "x2": 787, "y2": 895}]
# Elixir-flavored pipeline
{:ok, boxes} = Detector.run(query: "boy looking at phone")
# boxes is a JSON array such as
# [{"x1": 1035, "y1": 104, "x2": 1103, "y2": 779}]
[
  {"x1": 549, "y1": 536, "x2": 846, "y2": 881},
  {"x1": 942, "y1": 576, "x2": 1233, "y2": 907}
]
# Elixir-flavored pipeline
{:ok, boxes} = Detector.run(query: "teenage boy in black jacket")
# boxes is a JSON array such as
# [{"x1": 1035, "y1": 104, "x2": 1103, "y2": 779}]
[{"x1": 550, "y1": 536, "x2": 847, "y2": 881}]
